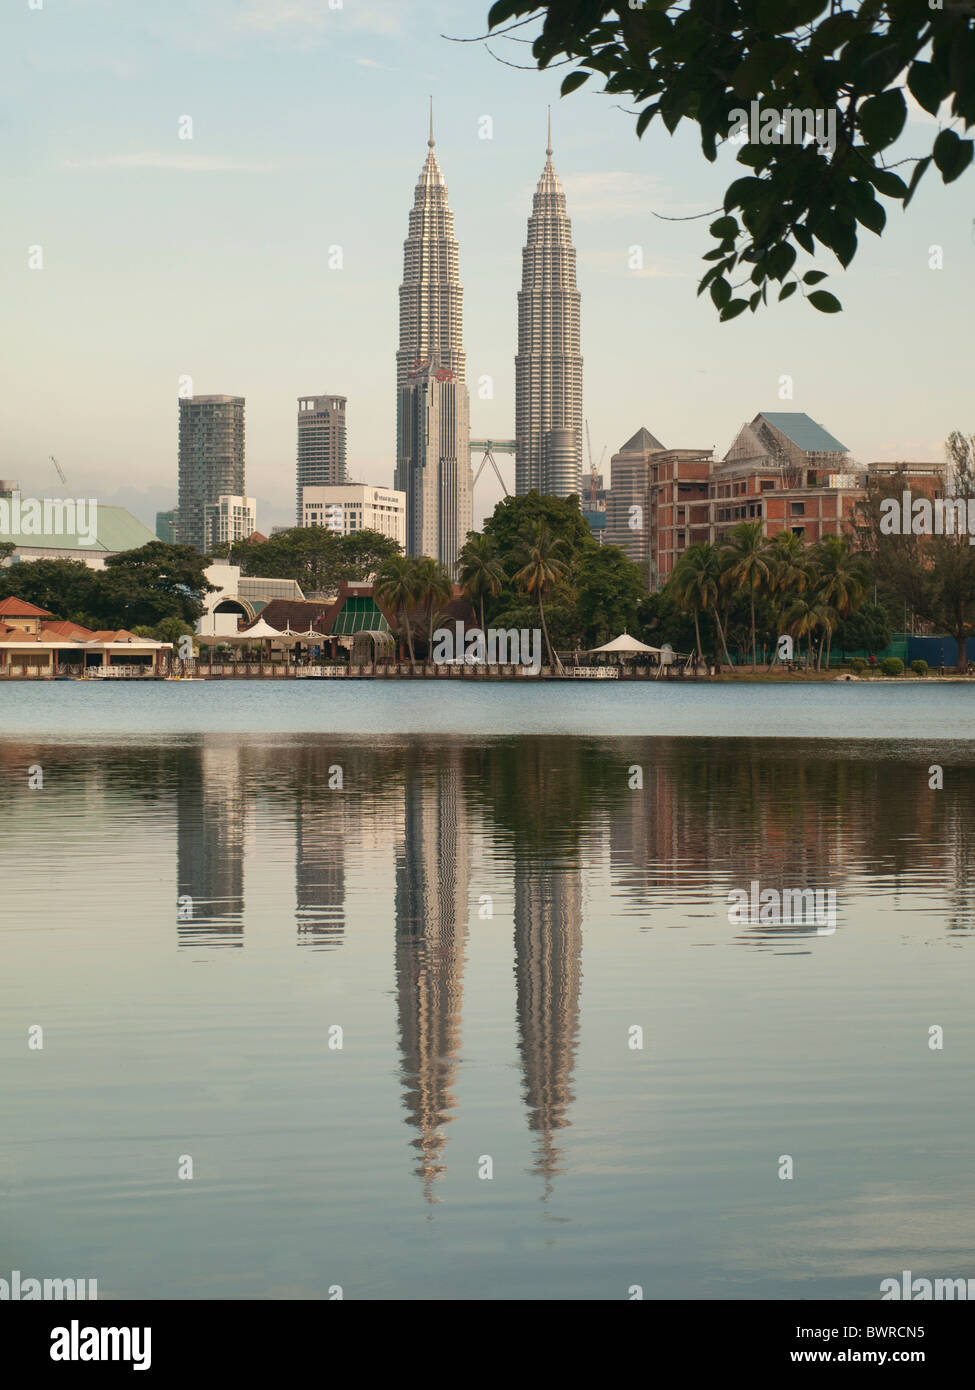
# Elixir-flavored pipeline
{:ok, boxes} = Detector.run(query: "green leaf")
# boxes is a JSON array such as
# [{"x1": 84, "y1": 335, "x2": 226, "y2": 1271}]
[
  {"x1": 858, "y1": 89, "x2": 907, "y2": 150},
  {"x1": 904, "y1": 154, "x2": 932, "y2": 208},
  {"x1": 907, "y1": 60, "x2": 948, "y2": 117},
  {"x1": 794, "y1": 224, "x2": 815, "y2": 254},
  {"x1": 710, "y1": 276, "x2": 732, "y2": 309},
  {"x1": 767, "y1": 242, "x2": 797, "y2": 281},
  {"x1": 724, "y1": 175, "x2": 764, "y2": 212},
  {"x1": 853, "y1": 185, "x2": 886, "y2": 235},
  {"x1": 636, "y1": 107, "x2": 654, "y2": 138},
  {"x1": 867, "y1": 167, "x2": 908, "y2": 199},
  {"x1": 803, "y1": 270, "x2": 828, "y2": 284},
  {"x1": 709, "y1": 215, "x2": 739, "y2": 240},
  {"x1": 779, "y1": 281, "x2": 798, "y2": 301},
  {"x1": 560, "y1": 71, "x2": 590, "y2": 97},
  {"x1": 808, "y1": 290, "x2": 842, "y2": 313},
  {"x1": 719, "y1": 299, "x2": 749, "y2": 322},
  {"x1": 933, "y1": 129, "x2": 974, "y2": 183}
]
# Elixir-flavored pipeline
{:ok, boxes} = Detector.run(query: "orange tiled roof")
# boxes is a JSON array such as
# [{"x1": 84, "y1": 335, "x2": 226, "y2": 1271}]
[
  {"x1": 0, "y1": 596, "x2": 54, "y2": 617},
  {"x1": 43, "y1": 620, "x2": 96, "y2": 639}
]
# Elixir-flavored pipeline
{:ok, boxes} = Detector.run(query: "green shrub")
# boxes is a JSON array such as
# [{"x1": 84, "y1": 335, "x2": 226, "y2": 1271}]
[
  {"x1": 881, "y1": 657, "x2": 904, "y2": 677},
  {"x1": 910, "y1": 659, "x2": 928, "y2": 677},
  {"x1": 849, "y1": 658, "x2": 867, "y2": 675}
]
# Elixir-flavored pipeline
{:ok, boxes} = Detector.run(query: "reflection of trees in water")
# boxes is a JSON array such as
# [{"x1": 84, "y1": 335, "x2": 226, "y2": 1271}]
[{"x1": 595, "y1": 738, "x2": 975, "y2": 929}]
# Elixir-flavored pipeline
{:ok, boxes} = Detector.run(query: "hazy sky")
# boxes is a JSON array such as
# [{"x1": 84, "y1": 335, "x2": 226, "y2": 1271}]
[{"x1": 2, "y1": 0, "x2": 972, "y2": 532}]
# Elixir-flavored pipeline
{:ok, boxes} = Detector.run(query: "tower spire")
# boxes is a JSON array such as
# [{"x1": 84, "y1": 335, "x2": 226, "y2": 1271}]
[
  {"x1": 546, "y1": 105, "x2": 552, "y2": 158},
  {"x1": 429, "y1": 95, "x2": 435, "y2": 149}
]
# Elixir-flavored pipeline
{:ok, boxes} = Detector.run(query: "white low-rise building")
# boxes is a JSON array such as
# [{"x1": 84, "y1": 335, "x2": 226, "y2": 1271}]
[
  {"x1": 203, "y1": 495, "x2": 257, "y2": 550},
  {"x1": 197, "y1": 563, "x2": 306, "y2": 635},
  {"x1": 301, "y1": 484, "x2": 405, "y2": 547}
]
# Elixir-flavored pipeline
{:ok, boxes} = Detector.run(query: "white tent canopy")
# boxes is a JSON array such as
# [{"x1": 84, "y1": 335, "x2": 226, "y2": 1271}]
[
  {"x1": 588, "y1": 633, "x2": 662, "y2": 655},
  {"x1": 239, "y1": 618, "x2": 284, "y2": 639}
]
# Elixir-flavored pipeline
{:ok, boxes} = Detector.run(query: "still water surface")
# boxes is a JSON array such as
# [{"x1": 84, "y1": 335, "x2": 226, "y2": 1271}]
[{"x1": 1, "y1": 688, "x2": 974, "y2": 1298}]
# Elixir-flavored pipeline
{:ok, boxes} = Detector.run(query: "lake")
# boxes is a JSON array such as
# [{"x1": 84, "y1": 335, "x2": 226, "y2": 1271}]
[{"x1": 1, "y1": 685, "x2": 973, "y2": 1299}]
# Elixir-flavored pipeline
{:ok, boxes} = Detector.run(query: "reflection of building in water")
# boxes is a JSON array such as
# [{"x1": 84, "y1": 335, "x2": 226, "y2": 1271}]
[
  {"x1": 176, "y1": 744, "x2": 248, "y2": 947},
  {"x1": 513, "y1": 860, "x2": 584, "y2": 1192},
  {"x1": 394, "y1": 751, "x2": 471, "y2": 1200},
  {"x1": 295, "y1": 792, "x2": 346, "y2": 950}
]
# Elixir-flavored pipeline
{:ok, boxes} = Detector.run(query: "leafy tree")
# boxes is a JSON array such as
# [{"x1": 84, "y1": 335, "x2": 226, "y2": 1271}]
[
  {"x1": 483, "y1": 1, "x2": 975, "y2": 317},
  {"x1": 574, "y1": 544, "x2": 646, "y2": 647},
  {"x1": 102, "y1": 542, "x2": 215, "y2": 627},
  {"x1": 223, "y1": 527, "x2": 400, "y2": 593},
  {"x1": 636, "y1": 588, "x2": 702, "y2": 655},
  {"x1": 0, "y1": 559, "x2": 97, "y2": 621},
  {"x1": 482, "y1": 491, "x2": 595, "y2": 582},
  {"x1": 834, "y1": 601, "x2": 891, "y2": 654},
  {"x1": 0, "y1": 541, "x2": 15, "y2": 564}
]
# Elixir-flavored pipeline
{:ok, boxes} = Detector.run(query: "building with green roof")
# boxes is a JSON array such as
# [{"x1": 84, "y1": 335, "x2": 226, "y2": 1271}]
[{"x1": 1, "y1": 499, "x2": 157, "y2": 569}]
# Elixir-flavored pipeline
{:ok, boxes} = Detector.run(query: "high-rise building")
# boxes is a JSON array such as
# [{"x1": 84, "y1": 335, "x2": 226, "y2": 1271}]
[
  {"x1": 515, "y1": 117, "x2": 583, "y2": 498},
  {"x1": 177, "y1": 395, "x2": 245, "y2": 553},
  {"x1": 155, "y1": 508, "x2": 178, "y2": 544},
  {"x1": 604, "y1": 426, "x2": 666, "y2": 566},
  {"x1": 296, "y1": 395, "x2": 347, "y2": 523},
  {"x1": 203, "y1": 495, "x2": 257, "y2": 551},
  {"x1": 394, "y1": 106, "x2": 472, "y2": 572}
]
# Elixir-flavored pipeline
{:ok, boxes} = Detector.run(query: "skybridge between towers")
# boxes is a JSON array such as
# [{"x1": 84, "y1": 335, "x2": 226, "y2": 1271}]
[{"x1": 470, "y1": 440, "x2": 515, "y2": 498}]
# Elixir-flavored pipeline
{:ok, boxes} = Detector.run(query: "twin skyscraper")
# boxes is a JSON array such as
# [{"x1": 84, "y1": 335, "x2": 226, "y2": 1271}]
[{"x1": 394, "y1": 106, "x2": 583, "y2": 572}]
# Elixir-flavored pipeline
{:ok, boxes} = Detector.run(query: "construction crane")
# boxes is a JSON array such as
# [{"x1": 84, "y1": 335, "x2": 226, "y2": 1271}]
[
  {"x1": 585, "y1": 421, "x2": 605, "y2": 508},
  {"x1": 49, "y1": 455, "x2": 69, "y2": 489}
]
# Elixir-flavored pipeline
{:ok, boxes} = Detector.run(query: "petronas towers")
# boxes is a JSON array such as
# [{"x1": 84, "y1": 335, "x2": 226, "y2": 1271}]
[
  {"x1": 395, "y1": 108, "x2": 582, "y2": 570},
  {"x1": 515, "y1": 118, "x2": 584, "y2": 498},
  {"x1": 395, "y1": 109, "x2": 472, "y2": 572}
]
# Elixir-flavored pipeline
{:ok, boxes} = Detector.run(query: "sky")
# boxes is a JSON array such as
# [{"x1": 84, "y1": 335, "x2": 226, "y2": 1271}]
[{"x1": 2, "y1": 0, "x2": 973, "y2": 534}]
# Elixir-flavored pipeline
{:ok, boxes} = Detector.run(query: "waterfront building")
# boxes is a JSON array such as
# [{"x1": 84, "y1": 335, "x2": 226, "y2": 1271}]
[
  {"x1": 515, "y1": 117, "x2": 583, "y2": 498},
  {"x1": 0, "y1": 503, "x2": 156, "y2": 570},
  {"x1": 203, "y1": 495, "x2": 257, "y2": 552},
  {"x1": 0, "y1": 600, "x2": 172, "y2": 676},
  {"x1": 177, "y1": 394, "x2": 245, "y2": 552},
  {"x1": 197, "y1": 563, "x2": 307, "y2": 635},
  {"x1": 394, "y1": 107, "x2": 472, "y2": 572},
  {"x1": 301, "y1": 484, "x2": 405, "y2": 548},
  {"x1": 296, "y1": 395, "x2": 347, "y2": 523}
]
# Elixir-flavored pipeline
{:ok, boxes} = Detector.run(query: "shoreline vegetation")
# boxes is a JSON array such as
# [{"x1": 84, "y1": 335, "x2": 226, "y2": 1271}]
[{"x1": 3, "y1": 465, "x2": 975, "y2": 680}]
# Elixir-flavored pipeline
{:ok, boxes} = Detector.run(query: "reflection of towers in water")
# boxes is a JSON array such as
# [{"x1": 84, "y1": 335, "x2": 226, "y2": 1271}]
[
  {"x1": 176, "y1": 744, "x2": 248, "y2": 947},
  {"x1": 394, "y1": 752, "x2": 471, "y2": 1199},
  {"x1": 513, "y1": 859, "x2": 584, "y2": 1192},
  {"x1": 295, "y1": 790, "x2": 346, "y2": 950}
]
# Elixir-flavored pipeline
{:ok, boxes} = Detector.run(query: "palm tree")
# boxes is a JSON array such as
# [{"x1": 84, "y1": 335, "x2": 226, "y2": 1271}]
[
  {"x1": 458, "y1": 534, "x2": 506, "y2": 634},
  {"x1": 668, "y1": 543, "x2": 733, "y2": 668},
  {"x1": 376, "y1": 554, "x2": 421, "y2": 670},
  {"x1": 720, "y1": 521, "x2": 775, "y2": 668},
  {"x1": 512, "y1": 522, "x2": 568, "y2": 671},
  {"x1": 810, "y1": 535, "x2": 869, "y2": 670},
  {"x1": 785, "y1": 594, "x2": 832, "y2": 669},
  {"x1": 413, "y1": 555, "x2": 454, "y2": 661},
  {"x1": 766, "y1": 531, "x2": 810, "y2": 668}
]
